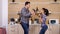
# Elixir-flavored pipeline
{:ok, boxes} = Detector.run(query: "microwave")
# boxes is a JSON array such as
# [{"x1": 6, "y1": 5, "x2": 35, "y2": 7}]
[{"x1": 49, "y1": 19, "x2": 59, "y2": 24}]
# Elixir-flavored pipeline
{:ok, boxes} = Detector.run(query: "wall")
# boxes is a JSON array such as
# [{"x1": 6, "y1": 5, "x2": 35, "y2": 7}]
[
  {"x1": 0, "y1": 0, "x2": 2, "y2": 26},
  {"x1": 2, "y1": 0, "x2": 8, "y2": 27},
  {"x1": 8, "y1": 0, "x2": 60, "y2": 23},
  {"x1": 0, "y1": 0, "x2": 8, "y2": 34}
]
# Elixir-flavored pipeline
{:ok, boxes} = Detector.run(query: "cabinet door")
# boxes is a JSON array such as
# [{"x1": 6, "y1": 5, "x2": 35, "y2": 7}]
[
  {"x1": 49, "y1": 25, "x2": 59, "y2": 34},
  {"x1": 29, "y1": 25, "x2": 41, "y2": 34},
  {"x1": 8, "y1": 25, "x2": 16, "y2": 34},
  {"x1": 18, "y1": 24, "x2": 24, "y2": 34},
  {"x1": 45, "y1": 25, "x2": 49, "y2": 34},
  {"x1": 8, "y1": 24, "x2": 24, "y2": 34}
]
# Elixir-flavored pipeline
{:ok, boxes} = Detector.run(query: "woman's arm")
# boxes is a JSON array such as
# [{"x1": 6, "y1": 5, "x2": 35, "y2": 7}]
[{"x1": 39, "y1": 16, "x2": 43, "y2": 24}]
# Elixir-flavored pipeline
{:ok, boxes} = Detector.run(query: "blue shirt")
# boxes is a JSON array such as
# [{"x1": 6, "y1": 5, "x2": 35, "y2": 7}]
[
  {"x1": 20, "y1": 7, "x2": 31, "y2": 24},
  {"x1": 41, "y1": 14, "x2": 47, "y2": 26}
]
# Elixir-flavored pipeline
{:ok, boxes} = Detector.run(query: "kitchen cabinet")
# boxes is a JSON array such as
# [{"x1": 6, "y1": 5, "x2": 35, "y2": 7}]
[
  {"x1": 29, "y1": 24, "x2": 60, "y2": 34},
  {"x1": 8, "y1": 24, "x2": 24, "y2": 34}
]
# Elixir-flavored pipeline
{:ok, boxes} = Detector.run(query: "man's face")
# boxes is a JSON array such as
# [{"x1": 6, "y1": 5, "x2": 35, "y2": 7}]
[{"x1": 27, "y1": 4, "x2": 30, "y2": 8}]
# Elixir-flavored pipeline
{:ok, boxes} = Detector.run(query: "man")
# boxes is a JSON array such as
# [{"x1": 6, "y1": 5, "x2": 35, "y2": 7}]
[{"x1": 20, "y1": 1, "x2": 31, "y2": 34}]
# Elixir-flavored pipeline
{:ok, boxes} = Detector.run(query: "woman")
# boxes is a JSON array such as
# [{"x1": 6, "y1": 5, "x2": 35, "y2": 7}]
[{"x1": 39, "y1": 8, "x2": 48, "y2": 34}]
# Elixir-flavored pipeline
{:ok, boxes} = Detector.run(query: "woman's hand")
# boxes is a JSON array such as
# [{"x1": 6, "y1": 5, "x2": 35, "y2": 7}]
[
  {"x1": 30, "y1": 10, "x2": 35, "y2": 15},
  {"x1": 39, "y1": 17, "x2": 43, "y2": 23}
]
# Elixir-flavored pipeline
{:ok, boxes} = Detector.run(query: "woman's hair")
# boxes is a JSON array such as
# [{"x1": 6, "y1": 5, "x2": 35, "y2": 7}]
[{"x1": 42, "y1": 8, "x2": 49, "y2": 16}]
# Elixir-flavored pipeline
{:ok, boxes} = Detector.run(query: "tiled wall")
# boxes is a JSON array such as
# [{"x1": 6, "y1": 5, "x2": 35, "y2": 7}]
[{"x1": 8, "y1": 0, "x2": 60, "y2": 23}]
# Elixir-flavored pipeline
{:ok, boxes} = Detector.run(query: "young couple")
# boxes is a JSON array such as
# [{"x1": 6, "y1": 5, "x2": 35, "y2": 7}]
[{"x1": 20, "y1": 1, "x2": 48, "y2": 34}]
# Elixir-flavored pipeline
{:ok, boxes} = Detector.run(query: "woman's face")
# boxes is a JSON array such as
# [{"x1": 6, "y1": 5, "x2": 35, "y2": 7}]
[{"x1": 40, "y1": 9, "x2": 44, "y2": 14}]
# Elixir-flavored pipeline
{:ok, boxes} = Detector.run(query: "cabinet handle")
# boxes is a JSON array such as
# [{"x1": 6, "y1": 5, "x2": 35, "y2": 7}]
[{"x1": 11, "y1": 30, "x2": 15, "y2": 32}]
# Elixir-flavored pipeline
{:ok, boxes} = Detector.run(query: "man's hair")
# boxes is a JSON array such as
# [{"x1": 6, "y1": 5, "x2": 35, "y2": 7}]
[{"x1": 25, "y1": 1, "x2": 30, "y2": 6}]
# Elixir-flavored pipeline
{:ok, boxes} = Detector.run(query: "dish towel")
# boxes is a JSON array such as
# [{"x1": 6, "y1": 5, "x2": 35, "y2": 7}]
[{"x1": 0, "y1": 28, "x2": 6, "y2": 34}]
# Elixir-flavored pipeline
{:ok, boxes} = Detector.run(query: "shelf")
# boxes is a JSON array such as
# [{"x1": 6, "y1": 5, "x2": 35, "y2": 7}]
[
  {"x1": 9, "y1": 1, "x2": 60, "y2": 4},
  {"x1": 9, "y1": 2, "x2": 19, "y2": 4}
]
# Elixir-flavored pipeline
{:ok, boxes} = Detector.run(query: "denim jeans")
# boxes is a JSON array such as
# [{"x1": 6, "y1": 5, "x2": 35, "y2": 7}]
[
  {"x1": 20, "y1": 22, "x2": 29, "y2": 34},
  {"x1": 39, "y1": 25, "x2": 48, "y2": 34}
]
